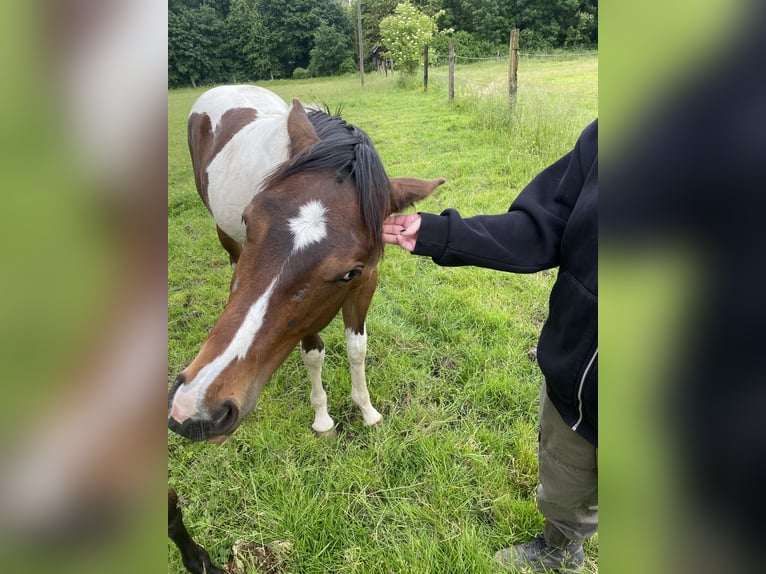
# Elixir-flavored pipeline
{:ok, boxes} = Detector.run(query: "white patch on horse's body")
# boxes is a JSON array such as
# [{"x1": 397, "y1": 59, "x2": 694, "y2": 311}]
[
  {"x1": 206, "y1": 115, "x2": 290, "y2": 243},
  {"x1": 171, "y1": 277, "x2": 279, "y2": 422},
  {"x1": 191, "y1": 85, "x2": 294, "y2": 243},
  {"x1": 289, "y1": 200, "x2": 327, "y2": 252},
  {"x1": 190, "y1": 85, "x2": 287, "y2": 132}
]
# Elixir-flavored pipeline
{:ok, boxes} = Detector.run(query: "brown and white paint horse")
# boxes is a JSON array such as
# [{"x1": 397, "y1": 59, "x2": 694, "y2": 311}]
[{"x1": 168, "y1": 85, "x2": 443, "y2": 443}]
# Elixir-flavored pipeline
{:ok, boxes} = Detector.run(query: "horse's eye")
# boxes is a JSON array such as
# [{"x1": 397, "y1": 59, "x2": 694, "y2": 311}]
[{"x1": 340, "y1": 267, "x2": 363, "y2": 282}]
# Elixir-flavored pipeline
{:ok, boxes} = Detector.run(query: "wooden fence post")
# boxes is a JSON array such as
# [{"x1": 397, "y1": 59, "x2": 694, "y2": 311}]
[
  {"x1": 423, "y1": 44, "x2": 429, "y2": 91},
  {"x1": 357, "y1": 0, "x2": 364, "y2": 87},
  {"x1": 448, "y1": 39, "x2": 455, "y2": 104},
  {"x1": 508, "y1": 28, "x2": 519, "y2": 107}
]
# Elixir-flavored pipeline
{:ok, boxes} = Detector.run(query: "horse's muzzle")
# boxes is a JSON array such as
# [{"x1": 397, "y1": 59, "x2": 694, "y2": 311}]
[
  {"x1": 168, "y1": 375, "x2": 239, "y2": 442},
  {"x1": 167, "y1": 400, "x2": 239, "y2": 442}
]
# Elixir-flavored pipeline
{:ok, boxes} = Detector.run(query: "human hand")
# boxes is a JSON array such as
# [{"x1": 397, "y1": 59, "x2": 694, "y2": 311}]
[{"x1": 382, "y1": 214, "x2": 421, "y2": 252}]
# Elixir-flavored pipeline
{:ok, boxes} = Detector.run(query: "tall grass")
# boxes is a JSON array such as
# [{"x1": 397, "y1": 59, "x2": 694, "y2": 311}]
[{"x1": 169, "y1": 55, "x2": 597, "y2": 573}]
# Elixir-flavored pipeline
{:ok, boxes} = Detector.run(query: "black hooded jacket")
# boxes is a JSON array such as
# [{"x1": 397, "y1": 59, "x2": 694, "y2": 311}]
[{"x1": 412, "y1": 120, "x2": 598, "y2": 446}]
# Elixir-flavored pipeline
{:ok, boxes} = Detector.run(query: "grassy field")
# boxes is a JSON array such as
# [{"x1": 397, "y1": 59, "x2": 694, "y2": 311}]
[{"x1": 168, "y1": 54, "x2": 597, "y2": 573}]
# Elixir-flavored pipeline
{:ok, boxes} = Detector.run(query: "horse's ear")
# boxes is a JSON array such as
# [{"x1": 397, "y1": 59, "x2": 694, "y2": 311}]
[
  {"x1": 388, "y1": 177, "x2": 445, "y2": 214},
  {"x1": 287, "y1": 99, "x2": 319, "y2": 157}
]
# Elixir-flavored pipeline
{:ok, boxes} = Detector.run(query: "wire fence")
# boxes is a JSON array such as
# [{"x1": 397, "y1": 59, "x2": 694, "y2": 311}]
[
  {"x1": 423, "y1": 46, "x2": 598, "y2": 105},
  {"x1": 519, "y1": 51, "x2": 599, "y2": 58},
  {"x1": 428, "y1": 50, "x2": 598, "y2": 69},
  {"x1": 375, "y1": 30, "x2": 597, "y2": 107}
]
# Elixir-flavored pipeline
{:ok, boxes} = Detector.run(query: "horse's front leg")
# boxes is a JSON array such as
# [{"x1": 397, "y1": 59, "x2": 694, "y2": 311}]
[
  {"x1": 300, "y1": 334, "x2": 335, "y2": 433},
  {"x1": 168, "y1": 488, "x2": 226, "y2": 574},
  {"x1": 342, "y1": 270, "x2": 382, "y2": 427},
  {"x1": 344, "y1": 327, "x2": 382, "y2": 426}
]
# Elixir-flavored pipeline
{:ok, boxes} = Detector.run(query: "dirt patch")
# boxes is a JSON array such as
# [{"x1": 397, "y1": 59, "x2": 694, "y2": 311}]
[
  {"x1": 226, "y1": 539, "x2": 293, "y2": 574},
  {"x1": 431, "y1": 356, "x2": 459, "y2": 378}
]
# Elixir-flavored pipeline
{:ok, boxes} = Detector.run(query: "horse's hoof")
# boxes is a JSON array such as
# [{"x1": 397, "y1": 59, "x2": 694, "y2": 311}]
[
  {"x1": 363, "y1": 411, "x2": 383, "y2": 427},
  {"x1": 314, "y1": 426, "x2": 337, "y2": 439}
]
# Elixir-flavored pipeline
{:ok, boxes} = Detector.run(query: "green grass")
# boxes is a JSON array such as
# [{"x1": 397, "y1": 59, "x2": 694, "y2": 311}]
[{"x1": 169, "y1": 55, "x2": 598, "y2": 573}]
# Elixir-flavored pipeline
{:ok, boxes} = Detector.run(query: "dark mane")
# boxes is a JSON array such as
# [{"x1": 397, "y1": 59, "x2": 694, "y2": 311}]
[{"x1": 261, "y1": 108, "x2": 391, "y2": 254}]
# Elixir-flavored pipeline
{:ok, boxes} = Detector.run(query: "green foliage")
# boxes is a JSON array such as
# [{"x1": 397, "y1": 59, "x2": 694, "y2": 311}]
[
  {"x1": 359, "y1": 0, "x2": 400, "y2": 49},
  {"x1": 309, "y1": 23, "x2": 354, "y2": 77},
  {"x1": 168, "y1": 0, "x2": 598, "y2": 86},
  {"x1": 430, "y1": 30, "x2": 500, "y2": 63},
  {"x1": 168, "y1": 4, "x2": 229, "y2": 88},
  {"x1": 338, "y1": 57, "x2": 359, "y2": 75},
  {"x1": 564, "y1": 9, "x2": 598, "y2": 46},
  {"x1": 169, "y1": 0, "x2": 354, "y2": 85},
  {"x1": 224, "y1": 0, "x2": 273, "y2": 82},
  {"x1": 461, "y1": 0, "x2": 598, "y2": 50},
  {"x1": 256, "y1": 0, "x2": 352, "y2": 78},
  {"x1": 380, "y1": 2, "x2": 439, "y2": 73},
  {"x1": 292, "y1": 66, "x2": 310, "y2": 80}
]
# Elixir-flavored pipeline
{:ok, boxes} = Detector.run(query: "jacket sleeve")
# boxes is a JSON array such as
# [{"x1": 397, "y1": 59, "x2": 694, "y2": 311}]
[{"x1": 413, "y1": 120, "x2": 597, "y2": 273}]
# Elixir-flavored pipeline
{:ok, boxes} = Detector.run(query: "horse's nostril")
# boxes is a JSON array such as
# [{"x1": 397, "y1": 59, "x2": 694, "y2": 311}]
[{"x1": 212, "y1": 400, "x2": 239, "y2": 434}]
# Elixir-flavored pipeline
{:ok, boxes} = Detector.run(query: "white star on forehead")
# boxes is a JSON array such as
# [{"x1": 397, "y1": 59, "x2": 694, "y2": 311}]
[{"x1": 289, "y1": 200, "x2": 327, "y2": 251}]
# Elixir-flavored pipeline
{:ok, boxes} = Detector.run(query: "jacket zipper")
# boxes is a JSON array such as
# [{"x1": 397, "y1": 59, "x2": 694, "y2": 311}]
[{"x1": 571, "y1": 347, "x2": 598, "y2": 432}]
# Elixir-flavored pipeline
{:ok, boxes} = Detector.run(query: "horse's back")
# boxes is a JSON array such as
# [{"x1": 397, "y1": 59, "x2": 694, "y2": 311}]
[
  {"x1": 190, "y1": 85, "x2": 288, "y2": 131},
  {"x1": 187, "y1": 86, "x2": 291, "y2": 243}
]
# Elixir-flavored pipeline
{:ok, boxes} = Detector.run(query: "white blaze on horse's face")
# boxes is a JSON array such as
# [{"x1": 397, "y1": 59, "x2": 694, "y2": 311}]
[
  {"x1": 289, "y1": 200, "x2": 327, "y2": 251},
  {"x1": 169, "y1": 277, "x2": 278, "y2": 424},
  {"x1": 169, "y1": 199, "x2": 328, "y2": 425}
]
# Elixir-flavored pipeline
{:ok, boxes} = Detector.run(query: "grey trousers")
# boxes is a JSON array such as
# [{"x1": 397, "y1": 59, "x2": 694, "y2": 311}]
[{"x1": 537, "y1": 385, "x2": 598, "y2": 548}]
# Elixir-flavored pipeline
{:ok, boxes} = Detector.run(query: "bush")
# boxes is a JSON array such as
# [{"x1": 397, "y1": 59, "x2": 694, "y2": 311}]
[
  {"x1": 309, "y1": 23, "x2": 353, "y2": 77},
  {"x1": 292, "y1": 67, "x2": 309, "y2": 80},
  {"x1": 338, "y1": 57, "x2": 357, "y2": 75},
  {"x1": 380, "y1": 2, "x2": 438, "y2": 74}
]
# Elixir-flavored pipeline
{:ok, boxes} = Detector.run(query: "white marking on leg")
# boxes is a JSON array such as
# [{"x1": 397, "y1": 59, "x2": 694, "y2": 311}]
[
  {"x1": 301, "y1": 344, "x2": 334, "y2": 432},
  {"x1": 170, "y1": 277, "x2": 278, "y2": 421},
  {"x1": 345, "y1": 327, "x2": 382, "y2": 426},
  {"x1": 289, "y1": 200, "x2": 327, "y2": 252}
]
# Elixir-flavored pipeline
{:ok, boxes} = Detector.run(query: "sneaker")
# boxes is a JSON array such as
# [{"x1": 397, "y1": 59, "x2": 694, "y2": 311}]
[{"x1": 494, "y1": 533, "x2": 584, "y2": 572}]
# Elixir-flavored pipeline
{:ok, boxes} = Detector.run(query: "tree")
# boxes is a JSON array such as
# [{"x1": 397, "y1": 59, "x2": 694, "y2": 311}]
[
  {"x1": 169, "y1": 0, "x2": 355, "y2": 85},
  {"x1": 461, "y1": 0, "x2": 512, "y2": 47},
  {"x1": 358, "y1": 0, "x2": 399, "y2": 60},
  {"x1": 224, "y1": 0, "x2": 273, "y2": 81},
  {"x1": 379, "y1": 2, "x2": 439, "y2": 73},
  {"x1": 437, "y1": 0, "x2": 474, "y2": 34},
  {"x1": 310, "y1": 23, "x2": 354, "y2": 77},
  {"x1": 167, "y1": 0, "x2": 598, "y2": 88},
  {"x1": 168, "y1": 4, "x2": 228, "y2": 87},
  {"x1": 255, "y1": 0, "x2": 351, "y2": 78},
  {"x1": 462, "y1": 0, "x2": 598, "y2": 50}
]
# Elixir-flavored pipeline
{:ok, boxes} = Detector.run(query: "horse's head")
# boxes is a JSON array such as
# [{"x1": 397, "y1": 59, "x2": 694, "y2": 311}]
[{"x1": 168, "y1": 99, "x2": 443, "y2": 442}]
